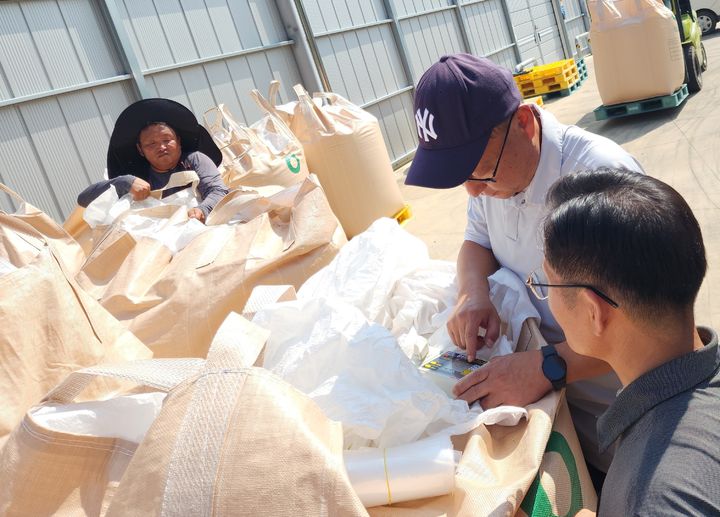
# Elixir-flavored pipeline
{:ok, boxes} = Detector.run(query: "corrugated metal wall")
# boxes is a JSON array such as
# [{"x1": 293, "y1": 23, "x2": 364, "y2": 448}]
[{"x1": 0, "y1": 0, "x2": 588, "y2": 220}]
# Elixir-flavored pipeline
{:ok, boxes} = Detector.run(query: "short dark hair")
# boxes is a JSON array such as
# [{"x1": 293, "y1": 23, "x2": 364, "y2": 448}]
[
  {"x1": 543, "y1": 168, "x2": 706, "y2": 320},
  {"x1": 136, "y1": 121, "x2": 177, "y2": 144}
]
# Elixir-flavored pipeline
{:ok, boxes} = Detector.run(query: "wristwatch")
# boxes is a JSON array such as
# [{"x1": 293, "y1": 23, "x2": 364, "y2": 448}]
[{"x1": 541, "y1": 344, "x2": 567, "y2": 391}]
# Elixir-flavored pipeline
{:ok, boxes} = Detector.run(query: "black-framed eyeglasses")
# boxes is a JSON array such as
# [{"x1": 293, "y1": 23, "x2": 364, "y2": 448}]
[
  {"x1": 467, "y1": 111, "x2": 515, "y2": 184},
  {"x1": 525, "y1": 269, "x2": 620, "y2": 308}
]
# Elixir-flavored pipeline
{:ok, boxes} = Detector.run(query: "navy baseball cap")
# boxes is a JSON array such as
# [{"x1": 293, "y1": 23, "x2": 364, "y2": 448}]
[{"x1": 405, "y1": 54, "x2": 521, "y2": 189}]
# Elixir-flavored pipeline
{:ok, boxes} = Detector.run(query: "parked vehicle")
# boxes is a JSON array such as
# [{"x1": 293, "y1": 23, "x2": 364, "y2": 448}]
[{"x1": 694, "y1": 0, "x2": 719, "y2": 34}]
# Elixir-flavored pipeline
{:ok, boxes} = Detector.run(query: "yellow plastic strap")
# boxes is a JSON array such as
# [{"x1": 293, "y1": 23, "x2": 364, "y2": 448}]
[{"x1": 383, "y1": 448, "x2": 393, "y2": 505}]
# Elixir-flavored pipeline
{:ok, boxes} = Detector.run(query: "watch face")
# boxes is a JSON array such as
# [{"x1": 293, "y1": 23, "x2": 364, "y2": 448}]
[{"x1": 542, "y1": 355, "x2": 566, "y2": 381}]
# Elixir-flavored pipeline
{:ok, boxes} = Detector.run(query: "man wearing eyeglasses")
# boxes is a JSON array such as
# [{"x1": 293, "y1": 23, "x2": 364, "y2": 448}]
[
  {"x1": 404, "y1": 54, "x2": 644, "y2": 475},
  {"x1": 534, "y1": 169, "x2": 718, "y2": 515}
]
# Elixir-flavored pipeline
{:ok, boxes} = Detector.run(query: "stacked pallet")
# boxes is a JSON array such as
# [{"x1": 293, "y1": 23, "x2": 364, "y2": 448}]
[{"x1": 514, "y1": 57, "x2": 588, "y2": 101}]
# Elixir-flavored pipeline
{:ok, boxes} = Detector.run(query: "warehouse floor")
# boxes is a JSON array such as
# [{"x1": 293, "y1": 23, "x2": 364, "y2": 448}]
[{"x1": 400, "y1": 33, "x2": 720, "y2": 330}]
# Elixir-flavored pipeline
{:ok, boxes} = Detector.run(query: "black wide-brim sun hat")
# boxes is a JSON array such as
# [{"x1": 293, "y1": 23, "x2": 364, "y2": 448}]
[{"x1": 107, "y1": 98, "x2": 222, "y2": 179}]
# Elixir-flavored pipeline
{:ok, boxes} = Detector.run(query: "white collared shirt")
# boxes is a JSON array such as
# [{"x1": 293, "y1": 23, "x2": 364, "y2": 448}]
[
  {"x1": 465, "y1": 106, "x2": 644, "y2": 343},
  {"x1": 465, "y1": 107, "x2": 644, "y2": 471}
]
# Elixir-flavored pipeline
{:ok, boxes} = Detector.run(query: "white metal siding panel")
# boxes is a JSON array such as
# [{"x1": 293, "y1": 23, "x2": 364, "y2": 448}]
[
  {"x1": 91, "y1": 81, "x2": 139, "y2": 148},
  {"x1": 370, "y1": 26, "x2": 409, "y2": 92},
  {"x1": 302, "y1": 0, "x2": 331, "y2": 32},
  {"x1": 366, "y1": 92, "x2": 416, "y2": 160},
  {"x1": 121, "y1": 0, "x2": 175, "y2": 70},
  {"x1": 396, "y1": 0, "x2": 452, "y2": 17},
  {"x1": 464, "y1": 0, "x2": 517, "y2": 68},
  {"x1": 0, "y1": 105, "x2": 61, "y2": 218},
  {"x1": 0, "y1": 3, "x2": 53, "y2": 97},
  {"x1": 153, "y1": 0, "x2": 207, "y2": 64},
  {"x1": 228, "y1": 2, "x2": 264, "y2": 48},
  {"x1": 563, "y1": 0, "x2": 588, "y2": 55},
  {"x1": 401, "y1": 10, "x2": 464, "y2": 82},
  {"x1": 179, "y1": 0, "x2": 223, "y2": 58},
  {"x1": 19, "y1": 98, "x2": 91, "y2": 216},
  {"x1": 58, "y1": 91, "x2": 112, "y2": 183},
  {"x1": 264, "y1": 49, "x2": 304, "y2": 104},
  {"x1": 16, "y1": 1, "x2": 88, "y2": 89},
  {"x1": 57, "y1": 0, "x2": 126, "y2": 80},
  {"x1": 249, "y1": 0, "x2": 287, "y2": 44},
  {"x1": 204, "y1": 0, "x2": 243, "y2": 53},
  {"x1": 0, "y1": 0, "x2": 135, "y2": 219}
]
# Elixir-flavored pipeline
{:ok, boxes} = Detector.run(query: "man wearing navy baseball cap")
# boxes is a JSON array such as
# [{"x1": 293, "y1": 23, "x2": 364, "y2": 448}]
[{"x1": 407, "y1": 54, "x2": 645, "y2": 479}]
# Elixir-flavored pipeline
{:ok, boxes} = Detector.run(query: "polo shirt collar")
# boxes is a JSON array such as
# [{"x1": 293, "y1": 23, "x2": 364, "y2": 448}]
[
  {"x1": 597, "y1": 327, "x2": 719, "y2": 453},
  {"x1": 523, "y1": 107, "x2": 565, "y2": 206}
]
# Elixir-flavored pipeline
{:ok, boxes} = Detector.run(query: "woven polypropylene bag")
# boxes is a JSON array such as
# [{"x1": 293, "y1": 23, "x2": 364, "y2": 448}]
[
  {"x1": 0, "y1": 358, "x2": 203, "y2": 517},
  {"x1": 204, "y1": 96, "x2": 309, "y2": 189},
  {"x1": 107, "y1": 316, "x2": 367, "y2": 517},
  {"x1": 75, "y1": 176, "x2": 345, "y2": 358},
  {"x1": 0, "y1": 191, "x2": 151, "y2": 447}
]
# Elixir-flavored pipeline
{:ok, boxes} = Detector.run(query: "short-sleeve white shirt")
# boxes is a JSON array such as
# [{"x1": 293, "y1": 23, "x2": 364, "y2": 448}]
[
  {"x1": 464, "y1": 107, "x2": 644, "y2": 470},
  {"x1": 465, "y1": 106, "x2": 644, "y2": 342}
]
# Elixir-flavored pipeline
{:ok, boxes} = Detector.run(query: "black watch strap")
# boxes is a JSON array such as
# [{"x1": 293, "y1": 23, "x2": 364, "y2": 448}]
[{"x1": 541, "y1": 344, "x2": 567, "y2": 391}]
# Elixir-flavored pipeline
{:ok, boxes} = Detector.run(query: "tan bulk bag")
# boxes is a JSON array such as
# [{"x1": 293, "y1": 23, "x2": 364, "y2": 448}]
[
  {"x1": 76, "y1": 175, "x2": 345, "y2": 358},
  {"x1": 203, "y1": 89, "x2": 309, "y2": 189},
  {"x1": 268, "y1": 84, "x2": 406, "y2": 239},
  {"x1": 106, "y1": 315, "x2": 367, "y2": 517},
  {"x1": 63, "y1": 204, "x2": 95, "y2": 255},
  {"x1": 0, "y1": 197, "x2": 151, "y2": 447},
  {"x1": 589, "y1": 0, "x2": 685, "y2": 105},
  {"x1": 0, "y1": 359, "x2": 202, "y2": 517},
  {"x1": 367, "y1": 320, "x2": 597, "y2": 515},
  {"x1": 1, "y1": 183, "x2": 86, "y2": 273}
]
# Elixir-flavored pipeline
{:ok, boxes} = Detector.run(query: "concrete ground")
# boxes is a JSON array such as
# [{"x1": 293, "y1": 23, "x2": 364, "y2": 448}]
[{"x1": 399, "y1": 33, "x2": 720, "y2": 330}]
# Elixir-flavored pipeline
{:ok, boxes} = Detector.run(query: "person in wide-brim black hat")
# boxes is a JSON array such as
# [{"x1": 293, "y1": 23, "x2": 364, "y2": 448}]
[{"x1": 77, "y1": 98, "x2": 228, "y2": 222}]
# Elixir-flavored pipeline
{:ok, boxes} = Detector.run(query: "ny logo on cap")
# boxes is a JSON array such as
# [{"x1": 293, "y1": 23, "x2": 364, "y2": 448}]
[{"x1": 415, "y1": 108, "x2": 437, "y2": 143}]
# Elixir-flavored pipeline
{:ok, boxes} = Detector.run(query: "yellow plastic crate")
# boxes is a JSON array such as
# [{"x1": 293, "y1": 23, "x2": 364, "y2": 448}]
[
  {"x1": 523, "y1": 96, "x2": 544, "y2": 107},
  {"x1": 393, "y1": 204, "x2": 413, "y2": 226},
  {"x1": 517, "y1": 65, "x2": 578, "y2": 89},
  {"x1": 518, "y1": 70, "x2": 580, "y2": 97},
  {"x1": 514, "y1": 58, "x2": 580, "y2": 98},
  {"x1": 529, "y1": 58, "x2": 576, "y2": 78}
]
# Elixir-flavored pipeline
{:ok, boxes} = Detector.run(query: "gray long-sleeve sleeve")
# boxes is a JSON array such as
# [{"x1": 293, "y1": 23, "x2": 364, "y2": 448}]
[
  {"x1": 77, "y1": 175, "x2": 135, "y2": 207},
  {"x1": 184, "y1": 152, "x2": 229, "y2": 217}
]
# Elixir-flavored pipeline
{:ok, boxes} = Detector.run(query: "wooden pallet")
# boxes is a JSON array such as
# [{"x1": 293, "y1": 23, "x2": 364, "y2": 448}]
[{"x1": 593, "y1": 85, "x2": 689, "y2": 120}]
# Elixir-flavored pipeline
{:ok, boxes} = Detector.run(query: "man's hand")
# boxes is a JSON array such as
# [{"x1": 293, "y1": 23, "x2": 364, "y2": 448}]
[
  {"x1": 129, "y1": 177, "x2": 151, "y2": 201},
  {"x1": 453, "y1": 350, "x2": 551, "y2": 408},
  {"x1": 187, "y1": 207, "x2": 205, "y2": 223},
  {"x1": 447, "y1": 293, "x2": 501, "y2": 361}
]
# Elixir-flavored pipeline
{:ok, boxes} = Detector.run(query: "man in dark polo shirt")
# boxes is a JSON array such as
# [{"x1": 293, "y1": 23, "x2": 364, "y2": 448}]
[{"x1": 525, "y1": 168, "x2": 720, "y2": 515}]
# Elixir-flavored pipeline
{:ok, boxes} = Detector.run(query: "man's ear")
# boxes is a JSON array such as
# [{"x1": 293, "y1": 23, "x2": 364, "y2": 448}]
[
  {"x1": 136, "y1": 143, "x2": 144, "y2": 157},
  {"x1": 515, "y1": 104, "x2": 536, "y2": 139},
  {"x1": 582, "y1": 289, "x2": 611, "y2": 337}
]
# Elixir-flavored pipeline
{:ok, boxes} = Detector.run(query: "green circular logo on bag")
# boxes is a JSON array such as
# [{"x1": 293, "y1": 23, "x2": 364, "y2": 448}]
[{"x1": 285, "y1": 154, "x2": 301, "y2": 174}]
